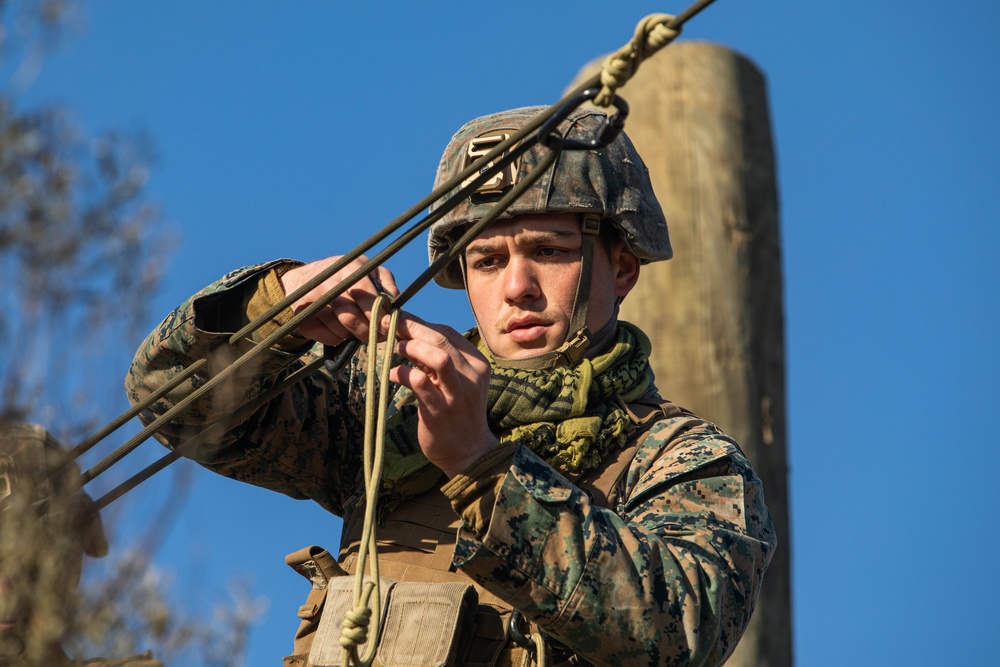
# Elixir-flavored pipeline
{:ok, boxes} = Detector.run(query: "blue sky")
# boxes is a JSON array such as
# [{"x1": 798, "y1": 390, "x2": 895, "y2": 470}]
[{"x1": 20, "y1": 1, "x2": 1000, "y2": 665}]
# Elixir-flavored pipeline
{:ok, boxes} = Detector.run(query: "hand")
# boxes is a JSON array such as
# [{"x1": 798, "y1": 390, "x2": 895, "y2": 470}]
[
  {"x1": 388, "y1": 314, "x2": 499, "y2": 478},
  {"x1": 279, "y1": 255, "x2": 398, "y2": 346}
]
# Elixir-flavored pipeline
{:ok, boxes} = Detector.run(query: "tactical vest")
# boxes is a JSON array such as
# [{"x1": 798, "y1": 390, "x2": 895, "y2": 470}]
[{"x1": 283, "y1": 398, "x2": 696, "y2": 667}]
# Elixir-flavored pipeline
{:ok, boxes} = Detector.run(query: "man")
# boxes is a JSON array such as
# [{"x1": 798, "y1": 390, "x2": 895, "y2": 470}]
[
  {"x1": 126, "y1": 106, "x2": 775, "y2": 667},
  {"x1": 0, "y1": 421, "x2": 162, "y2": 667}
]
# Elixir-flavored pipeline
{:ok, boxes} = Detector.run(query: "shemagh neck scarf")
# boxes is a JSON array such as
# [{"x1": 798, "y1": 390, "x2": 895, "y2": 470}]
[
  {"x1": 483, "y1": 321, "x2": 654, "y2": 474},
  {"x1": 379, "y1": 321, "x2": 654, "y2": 499}
]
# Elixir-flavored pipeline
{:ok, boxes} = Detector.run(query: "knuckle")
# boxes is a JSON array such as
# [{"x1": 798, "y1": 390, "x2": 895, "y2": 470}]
[
  {"x1": 425, "y1": 347, "x2": 451, "y2": 371},
  {"x1": 411, "y1": 372, "x2": 434, "y2": 392},
  {"x1": 339, "y1": 311, "x2": 366, "y2": 330}
]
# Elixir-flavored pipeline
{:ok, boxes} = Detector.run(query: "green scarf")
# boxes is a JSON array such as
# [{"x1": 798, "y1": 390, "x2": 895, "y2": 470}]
[
  {"x1": 378, "y1": 321, "x2": 653, "y2": 496},
  {"x1": 484, "y1": 321, "x2": 653, "y2": 474}
]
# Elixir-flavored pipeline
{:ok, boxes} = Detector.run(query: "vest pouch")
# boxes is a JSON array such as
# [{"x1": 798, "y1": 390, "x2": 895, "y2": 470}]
[
  {"x1": 309, "y1": 578, "x2": 477, "y2": 667},
  {"x1": 283, "y1": 546, "x2": 349, "y2": 667},
  {"x1": 376, "y1": 581, "x2": 479, "y2": 667},
  {"x1": 310, "y1": 574, "x2": 397, "y2": 667}
]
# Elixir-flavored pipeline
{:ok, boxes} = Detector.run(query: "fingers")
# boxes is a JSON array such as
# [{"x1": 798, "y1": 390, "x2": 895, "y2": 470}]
[
  {"x1": 374, "y1": 266, "x2": 399, "y2": 297},
  {"x1": 386, "y1": 313, "x2": 497, "y2": 479},
  {"x1": 389, "y1": 339, "x2": 483, "y2": 415},
  {"x1": 279, "y1": 255, "x2": 400, "y2": 346},
  {"x1": 295, "y1": 298, "x2": 356, "y2": 345},
  {"x1": 390, "y1": 315, "x2": 488, "y2": 398},
  {"x1": 390, "y1": 312, "x2": 468, "y2": 348}
]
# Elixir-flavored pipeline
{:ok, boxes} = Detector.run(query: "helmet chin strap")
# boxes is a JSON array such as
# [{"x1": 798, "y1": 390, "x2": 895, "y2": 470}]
[{"x1": 462, "y1": 213, "x2": 613, "y2": 370}]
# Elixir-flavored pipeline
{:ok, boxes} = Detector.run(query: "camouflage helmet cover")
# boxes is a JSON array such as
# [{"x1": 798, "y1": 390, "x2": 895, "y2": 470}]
[
  {"x1": 0, "y1": 421, "x2": 108, "y2": 558},
  {"x1": 428, "y1": 105, "x2": 671, "y2": 288}
]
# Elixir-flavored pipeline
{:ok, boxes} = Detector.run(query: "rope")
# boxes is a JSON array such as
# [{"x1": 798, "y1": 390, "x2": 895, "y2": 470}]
[
  {"x1": 594, "y1": 14, "x2": 680, "y2": 107},
  {"x1": 339, "y1": 294, "x2": 400, "y2": 667},
  {"x1": 339, "y1": 583, "x2": 376, "y2": 658},
  {"x1": 57, "y1": 0, "x2": 720, "y2": 514},
  {"x1": 530, "y1": 632, "x2": 551, "y2": 667},
  {"x1": 88, "y1": 357, "x2": 325, "y2": 513}
]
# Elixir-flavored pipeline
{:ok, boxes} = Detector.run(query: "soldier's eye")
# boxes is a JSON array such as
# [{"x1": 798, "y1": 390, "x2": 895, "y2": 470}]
[{"x1": 472, "y1": 256, "x2": 503, "y2": 271}]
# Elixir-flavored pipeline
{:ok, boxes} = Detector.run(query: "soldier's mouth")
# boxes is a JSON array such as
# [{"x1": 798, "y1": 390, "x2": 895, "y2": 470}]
[{"x1": 503, "y1": 317, "x2": 552, "y2": 343}]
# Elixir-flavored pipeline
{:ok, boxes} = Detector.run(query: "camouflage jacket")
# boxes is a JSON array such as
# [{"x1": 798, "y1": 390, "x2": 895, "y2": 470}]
[{"x1": 125, "y1": 263, "x2": 775, "y2": 667}]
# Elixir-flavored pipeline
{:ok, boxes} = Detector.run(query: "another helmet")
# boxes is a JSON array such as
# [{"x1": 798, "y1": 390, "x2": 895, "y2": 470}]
[
  {"x1": 428, "y1": 105, "x2": 671, "y2": 289},
  {"x1": 0, "y1": 421, "x2": 107, "y2": 558}
]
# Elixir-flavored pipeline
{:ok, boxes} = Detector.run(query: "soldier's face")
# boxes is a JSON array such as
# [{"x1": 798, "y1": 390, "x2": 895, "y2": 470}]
[{"x1": 464, "y1": 213, "x2": 638, "y2": 359}]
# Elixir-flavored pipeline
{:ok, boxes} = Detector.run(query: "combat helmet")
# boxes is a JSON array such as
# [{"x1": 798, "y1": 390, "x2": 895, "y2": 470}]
[
  {"x1": 428, "y1": 105, "x2": 671, "y2": 368},
  {"x1": 0, "y1": 421, "x2": 107, "y2": 558}
]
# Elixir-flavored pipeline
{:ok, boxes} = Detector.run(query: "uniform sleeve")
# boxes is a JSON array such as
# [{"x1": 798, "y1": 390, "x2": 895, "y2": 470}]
[
  {"x1": 443, "y1": 417, "x2": 776, "y2": 667},
  {"x1": 124, "y1": 261, "x2": 376, "y2": 516}
]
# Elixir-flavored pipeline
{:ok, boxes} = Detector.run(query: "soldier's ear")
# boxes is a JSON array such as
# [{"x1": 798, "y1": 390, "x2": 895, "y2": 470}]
[{"x1": 611, "y1": 244, "x2": 640, "y2": 299}]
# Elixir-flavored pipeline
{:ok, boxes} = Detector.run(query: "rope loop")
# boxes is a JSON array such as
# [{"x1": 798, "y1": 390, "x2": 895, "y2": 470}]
[
  {"x1": 341, "y1": 296, "x2": 401, "y2": 667},
  {"x1": 595, "y1": 13, "x2": 680, "y2": 107}
]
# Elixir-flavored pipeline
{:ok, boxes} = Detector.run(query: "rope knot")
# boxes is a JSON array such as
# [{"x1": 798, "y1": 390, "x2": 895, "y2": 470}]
[
  {"x1": 595, "y1": 13, "x2": 680, "y2": 107},
  {"x1": 339, "y1": 604, "x2": 374, "y2": 650}
]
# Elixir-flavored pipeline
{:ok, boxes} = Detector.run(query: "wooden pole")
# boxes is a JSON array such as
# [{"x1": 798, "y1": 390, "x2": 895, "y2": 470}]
[{"x1": 569, "y1": 41, "x2": 792, "y2": 666}]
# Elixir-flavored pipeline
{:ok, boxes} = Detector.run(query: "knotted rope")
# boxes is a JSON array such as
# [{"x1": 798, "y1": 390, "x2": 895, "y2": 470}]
[
  {"x1": 594, "y1": 13, "x2": 680, "y2": 107},
  {"x1": 339, "y1": 293, "x2": 400, "y2": 667},
  {"x1": 67, "y1": 0, "x2": 718, "y2": 516},
  {"x1": 339, "y1": 595, "x2": 375, "y2": 657}
]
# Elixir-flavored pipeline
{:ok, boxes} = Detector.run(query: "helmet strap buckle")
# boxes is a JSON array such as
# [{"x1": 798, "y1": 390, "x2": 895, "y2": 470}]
[{"x1": 554, "y1": 328, "x2": 593, "y2": 367}]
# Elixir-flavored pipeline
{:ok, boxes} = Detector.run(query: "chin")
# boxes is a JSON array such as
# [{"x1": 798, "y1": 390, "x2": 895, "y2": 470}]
[{"x1": 501, "y1": 344, "x2": 556, "y2": 359}]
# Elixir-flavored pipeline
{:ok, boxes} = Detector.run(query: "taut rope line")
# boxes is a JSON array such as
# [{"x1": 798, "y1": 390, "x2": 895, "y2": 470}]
[{"x1": 53, "y1": 2, "x2": 718, "y2": 515}]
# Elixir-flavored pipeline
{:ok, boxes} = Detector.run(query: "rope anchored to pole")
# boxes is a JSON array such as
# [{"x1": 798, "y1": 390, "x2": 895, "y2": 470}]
[
  {"x1": 50, "y1": 0, "x2": 720, "y2": 521},
  {"x1": 594, "y1": 14, "x2": 681, "y2": 107}
]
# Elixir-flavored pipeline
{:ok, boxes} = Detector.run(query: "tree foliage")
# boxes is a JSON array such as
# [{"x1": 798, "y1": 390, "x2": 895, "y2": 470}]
[
  {"x1": 0, "y1": 3, "x2": 259, "y2": 664},
  {"x1": 0, "y1": 2, "x2": 168, "y2": 436},
  {"x1": 0, "y1": 99, "x2": 165, "y2": 431}
]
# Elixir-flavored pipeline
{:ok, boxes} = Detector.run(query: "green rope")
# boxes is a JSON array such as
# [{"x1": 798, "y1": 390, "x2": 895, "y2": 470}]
[
  {"x1": 594, "y1": 13, "x2": 681, "y2": 107},
  {"x1": 340, "y1": 294, "x2": 400, "y2": 667}
]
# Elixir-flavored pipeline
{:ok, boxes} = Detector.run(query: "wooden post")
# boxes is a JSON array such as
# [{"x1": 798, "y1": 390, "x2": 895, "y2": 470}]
[{"x1": 570, "y1": 42, "x2": 792, "y2": 666}]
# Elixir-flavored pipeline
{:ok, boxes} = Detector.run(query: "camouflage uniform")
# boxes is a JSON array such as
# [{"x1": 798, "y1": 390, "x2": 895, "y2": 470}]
[
  {"x1": 127, "y1": 105, "x2": 774, "y2": 666},
  {"x1": 125, "y1": 261, "x2": 775, "y2": 666}
]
